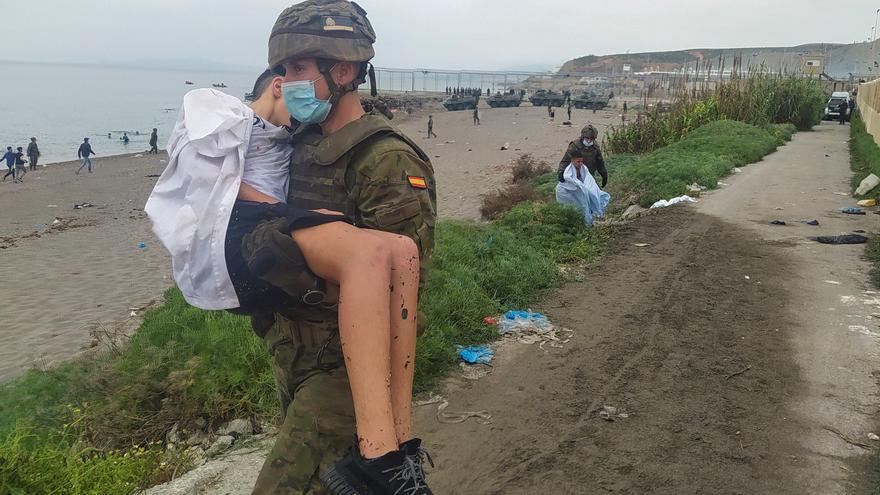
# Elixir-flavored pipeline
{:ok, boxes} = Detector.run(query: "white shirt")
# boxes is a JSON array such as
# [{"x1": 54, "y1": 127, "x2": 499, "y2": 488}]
[
  {"x1": 145, "y1": 89, "x2": 256, "y2": 310},
  {"x1": 242, "y1": 116, "x2": 292, "y2": 202}
]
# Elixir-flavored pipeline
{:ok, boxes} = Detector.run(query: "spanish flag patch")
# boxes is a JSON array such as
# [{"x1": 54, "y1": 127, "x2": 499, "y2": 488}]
[{"x1": 407, "y1": 176, "x2": 428, "y2": 189}]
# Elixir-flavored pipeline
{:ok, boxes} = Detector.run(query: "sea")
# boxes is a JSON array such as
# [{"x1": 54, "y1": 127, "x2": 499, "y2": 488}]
[
  {"x1": 0, "y1": 62, "x2": 263, "y2": 165},
  {"x1": 0, "y1": 61, "x2": 530, "y2": 165}
]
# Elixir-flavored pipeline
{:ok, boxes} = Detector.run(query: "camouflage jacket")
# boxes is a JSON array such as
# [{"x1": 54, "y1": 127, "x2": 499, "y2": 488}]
[{"x1": 557, "y1": 140, "x2": 608, "y2": 186}]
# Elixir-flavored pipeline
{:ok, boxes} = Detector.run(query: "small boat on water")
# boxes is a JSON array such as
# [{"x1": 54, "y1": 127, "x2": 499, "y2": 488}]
[
  {"x1": 185, "y1": 80, "x2": 194, "y2": 85},
  {"x1": 212, "y1": 83, "x2": 228, "y2": 88}
]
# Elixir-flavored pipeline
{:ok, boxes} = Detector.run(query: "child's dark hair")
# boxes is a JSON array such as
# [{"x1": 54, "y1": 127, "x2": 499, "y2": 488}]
[
  {"x1": 570, "y1": 149, "x2": 584, "y2": 160},
  {"x1": 251, "y1": 68, "x2": 276, "y2": 100}
]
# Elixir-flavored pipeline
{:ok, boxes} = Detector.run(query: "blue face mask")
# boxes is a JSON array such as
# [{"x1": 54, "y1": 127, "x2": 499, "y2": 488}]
[
  {"x1": 281, "y1": 78, "x2": 332, "y2": 125},
  {"x1": 582, "y1": 138, "x2": 594, "y2": 147}
]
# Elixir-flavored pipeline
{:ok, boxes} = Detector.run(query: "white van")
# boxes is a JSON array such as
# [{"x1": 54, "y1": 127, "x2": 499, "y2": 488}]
[{"x1": 824, "y1": 91, "x2": 851, "y2": 120}]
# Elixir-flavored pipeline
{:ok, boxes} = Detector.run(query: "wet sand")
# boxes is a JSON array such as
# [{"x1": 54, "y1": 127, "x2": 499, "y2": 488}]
[{"x1": 0, "y1": 103, "x2": 622, "y2": 381}]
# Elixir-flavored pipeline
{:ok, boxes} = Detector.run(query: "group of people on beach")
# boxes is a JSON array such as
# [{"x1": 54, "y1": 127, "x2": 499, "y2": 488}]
[
  {"x1": 2, "y1": 138, "x2": 40, "y2": 183},
  {"x1": 146, "y1": 1, "x2": 437, "y2": 494}
]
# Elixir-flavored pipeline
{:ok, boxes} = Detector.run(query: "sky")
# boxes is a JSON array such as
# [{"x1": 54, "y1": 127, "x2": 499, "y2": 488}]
[{"x1": 2, "y1": 0, "x2": 880, "y2": 72}]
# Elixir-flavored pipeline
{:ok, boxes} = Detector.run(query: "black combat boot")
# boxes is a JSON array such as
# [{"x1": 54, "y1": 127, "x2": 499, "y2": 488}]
[
  {"x1": 399, "y1": 438, "x2": 433, "y2": 494},
  {"x1": 320, "y1": 445, "x2": 433, "y2": 495}
]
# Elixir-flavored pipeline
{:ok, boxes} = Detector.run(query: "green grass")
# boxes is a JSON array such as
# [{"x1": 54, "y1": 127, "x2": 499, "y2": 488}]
[
  {"x1": 610, "y1": 120, "x2": 796, "y2": 207},
  {"x1": 0, "y1": 200, "x2": 601, "y2": 494},
  {"x1": 850, "y1": 113, "x2": 880, "y2": 199}
]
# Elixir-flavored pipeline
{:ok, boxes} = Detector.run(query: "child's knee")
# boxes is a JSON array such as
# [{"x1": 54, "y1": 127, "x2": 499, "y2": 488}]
[
  {"x1": 390, "y1": 235, "x2": 419, "y2": 264},
  {"x1": 351, "y1": 235, "x2": 393, "y2": 270}
]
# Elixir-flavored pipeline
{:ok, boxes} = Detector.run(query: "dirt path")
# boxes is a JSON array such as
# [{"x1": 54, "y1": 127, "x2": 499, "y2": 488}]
[{"x1": 415, "y1": 122, "x2": 880, "y2": 494}]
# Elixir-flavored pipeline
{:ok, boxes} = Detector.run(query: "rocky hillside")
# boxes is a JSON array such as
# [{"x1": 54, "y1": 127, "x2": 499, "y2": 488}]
[{"x1": 561, "y1": 41, "x2": 880, "y2": 79}]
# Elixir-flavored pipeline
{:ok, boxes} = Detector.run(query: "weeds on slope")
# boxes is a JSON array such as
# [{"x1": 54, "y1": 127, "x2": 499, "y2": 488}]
[
  {"x1": 604, "y1": 120, "x2": 796, "y2": 207},
  {"x1": 605, "y1": 65, "x2": 824, "y2": 154}
]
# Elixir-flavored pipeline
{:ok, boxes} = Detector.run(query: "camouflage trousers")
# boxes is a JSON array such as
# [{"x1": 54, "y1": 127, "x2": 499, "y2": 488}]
[{"x1": 251, "y1": 315, "x2": 356, "y2": 495}]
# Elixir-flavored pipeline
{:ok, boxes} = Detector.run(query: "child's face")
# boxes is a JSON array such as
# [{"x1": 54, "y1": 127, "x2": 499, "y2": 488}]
[{"x1": 572, "y1": 157, "x2": 585, "y2": 168}]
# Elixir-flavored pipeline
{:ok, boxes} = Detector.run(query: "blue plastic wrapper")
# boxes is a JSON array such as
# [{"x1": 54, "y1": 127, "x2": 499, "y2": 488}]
[
  {"x1": 499, "y1": 310, "x2": 551, "y2": 334},
  {"x1": 458, "y1": 345, "x2": 494, "y2": 365}
]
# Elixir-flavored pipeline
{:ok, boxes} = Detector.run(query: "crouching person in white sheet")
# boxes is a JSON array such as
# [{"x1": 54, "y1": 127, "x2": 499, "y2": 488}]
[{"x1": 555, "y1": 148, "x2": 611, "y2": 226}]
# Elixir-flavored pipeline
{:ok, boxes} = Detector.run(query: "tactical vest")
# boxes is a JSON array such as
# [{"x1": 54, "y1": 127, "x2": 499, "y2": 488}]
[{"x1": 287, "y1": 112, "x2": 437, "y2": 265}]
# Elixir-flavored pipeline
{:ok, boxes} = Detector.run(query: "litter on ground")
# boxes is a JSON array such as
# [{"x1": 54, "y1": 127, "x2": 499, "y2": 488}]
[
  {"x1": 415, "y1": 394, "x2": 492, "y2": 425},
  {"x1": 855, "y1": 174, "x2": 880, "y2": 196},
  {"x1": 497, "y1": 310, "x2": 573, "y2": 350},
  {"x1": 770, "y1": 220, "x2": 786, "y2": 226},
  {"x1": 841, "y1": 207, "x2": 866, "y2": 215},
  {"x1": 458, "y1": 345, "x2": 494, "y2": 365},
  {"x1": 857, "y1": 199, "x2": 877, "y2": 207},
  {"x1": 814, "y1": 234, "x2": 869, "y2": 245},
  {"x1": 650, "y1": 195, "x2": 697, "y2": 209}
]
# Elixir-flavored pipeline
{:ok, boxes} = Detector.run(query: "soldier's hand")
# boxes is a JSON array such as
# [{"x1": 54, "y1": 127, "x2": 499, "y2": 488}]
[
  {"x1": 241, "y1": 217, "x2": 325, "y2": 305},
  {"x1": 601, "y1": 178, "x2": 608, "y2": 188},
  {"x1": 558, "y1": 169, "x2": 565, "y2": 183}
]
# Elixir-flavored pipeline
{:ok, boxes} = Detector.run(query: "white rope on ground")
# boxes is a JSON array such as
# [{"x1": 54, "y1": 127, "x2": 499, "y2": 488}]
[{"x1": 415, "y1": 394, "x2": 493, "y2": 425}]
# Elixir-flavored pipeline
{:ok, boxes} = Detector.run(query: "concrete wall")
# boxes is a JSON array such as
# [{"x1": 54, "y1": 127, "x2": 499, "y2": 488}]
[{"x1": 858, "y1": 79, "x2": 880, "y2": 143}]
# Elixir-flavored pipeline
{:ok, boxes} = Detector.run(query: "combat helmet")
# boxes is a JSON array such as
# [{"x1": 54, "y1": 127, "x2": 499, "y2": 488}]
[
  {"x1": 581, "y1": 124, "x2": 598, "y2": 140},
  {"x1": 269, "y1": 0, "x2": 378, "y2": 101}
]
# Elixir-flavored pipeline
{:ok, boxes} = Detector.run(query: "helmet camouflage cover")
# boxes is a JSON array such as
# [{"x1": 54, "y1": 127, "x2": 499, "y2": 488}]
[
  {"x1": 269, "y1": 0, "x2": 376, "y2": 69},
  {"x1": 581, "y1": 124, "x2": 598, "y2": 139}
]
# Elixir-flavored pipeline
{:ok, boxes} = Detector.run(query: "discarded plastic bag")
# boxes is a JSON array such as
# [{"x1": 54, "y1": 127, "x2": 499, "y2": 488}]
[
  {"x1": 458, "y1": 345, "x2": 494, "y2": 365},
  {"x1": 856, "y1": 174, "x2": 880, "y2": 196},
  {"x1": 497, "y1": 310, "x2": 573, "y2": 350},
  {"x1": 650, "y1": 195, "x2": 697, "y2": 209},
  {"x1": 857, "y1": 199, "x2": 877, "y2": 207}
]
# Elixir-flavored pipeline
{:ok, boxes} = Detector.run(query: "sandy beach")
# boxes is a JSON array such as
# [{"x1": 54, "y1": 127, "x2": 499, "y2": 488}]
[{"x1": 0, "y1": 102, "x2": 622, "y2": 382}]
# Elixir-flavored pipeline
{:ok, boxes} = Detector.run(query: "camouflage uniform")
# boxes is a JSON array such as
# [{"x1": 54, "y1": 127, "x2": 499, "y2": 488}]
[
  {"x1": 248, "y1": 3, "x2": 436, "y2": 493},
  {"x1": 557, "y1": 125, "x2": 608, "y2": 188},
  {"x1": 251, "y1": 114, "x2": 435, "y2": 495}
]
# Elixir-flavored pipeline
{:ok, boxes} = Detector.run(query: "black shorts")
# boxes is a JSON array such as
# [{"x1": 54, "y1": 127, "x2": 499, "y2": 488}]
[{"x1": 224, "y1": 200, "x2": 350, "y2": 315}]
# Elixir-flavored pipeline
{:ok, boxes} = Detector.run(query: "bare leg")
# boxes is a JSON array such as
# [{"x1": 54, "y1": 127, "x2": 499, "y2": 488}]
[
  {"x1": 362, "y1": 230, "x2": 419, "y2": 445},
  {"x1": 292, "y1": 222, "x2": 398, "y2": 459}
]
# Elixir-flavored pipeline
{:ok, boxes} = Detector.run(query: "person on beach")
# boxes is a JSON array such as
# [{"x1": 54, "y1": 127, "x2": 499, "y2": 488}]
[
  {"x1": 76, "y1": 138, "x2": 96, "y2": 174},
  {"x1": 3, "y1": 147, "x2": 16, "y2": 182},
  {"x1": 243, "y1": 2, "x2": 436, "y2": 493},
  {"x1": 27, "y1": 138, "x2": 40, "y2": 171},
  {"x1": 149, "y1": 128, "x2": 159, "y2": 154},
  {"x1": 13, "y1": 147, "x2": 27, "y2": 183},
  {"x1": 122, "y1": 132, "x2": 130, "y2": 145},
  {"x1": 427, "y1": 115, "x2": 437, "y2": 138},
  {"x1": 147, "y1": 27, "x2": 436, "y2": 491},
  {"x1": 473, "y1": 105, "x2": 480, "y2": 125}
]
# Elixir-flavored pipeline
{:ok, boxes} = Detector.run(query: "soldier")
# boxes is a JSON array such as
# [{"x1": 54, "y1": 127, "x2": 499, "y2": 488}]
[
  {"x1": 557, "y1": 124, "x2": 608, "y2": 188},
  {"x1": 427, "y1": 115, "x2": 437, "y2": 138},
  {"x1": 248, "y1": 1, "x2": 437, "y2": 493},
  {"x1": 472, "y1": 106, "x2": 480, "y2": 126}
]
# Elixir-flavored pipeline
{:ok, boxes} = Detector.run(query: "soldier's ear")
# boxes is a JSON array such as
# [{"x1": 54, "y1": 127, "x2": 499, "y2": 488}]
[{"x1": 333, "y1": 62, "x2": 357, "y2": 86}]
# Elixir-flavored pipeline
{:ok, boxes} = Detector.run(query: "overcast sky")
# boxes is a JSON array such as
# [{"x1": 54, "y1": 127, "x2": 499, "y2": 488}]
[{"x1": 2, "y1": 0, "x2": 880, "y2": 72}]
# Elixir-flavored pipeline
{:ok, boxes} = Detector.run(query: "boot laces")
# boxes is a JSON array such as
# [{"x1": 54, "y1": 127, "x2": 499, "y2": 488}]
[
  {"x1": 407, "y1": 446, "x2": 434, "y2": 484},
  {"x1": 381, "y1": 456, "x2": 427, "y2": 495}
]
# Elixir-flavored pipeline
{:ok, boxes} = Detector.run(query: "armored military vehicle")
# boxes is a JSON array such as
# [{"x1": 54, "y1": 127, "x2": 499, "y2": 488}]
[
  {"x1": 486, "y1": 91, "x2": 523, "y2": 108},
  {"x1": 443, "y1": 94, "x2": 478, "y2": 111},
  {"x1": 529, "y1": 90, "x2": 567, "y2": 107},
  {"x1": 572, "y1": 92, "x2": 611, "y2": 110}
]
